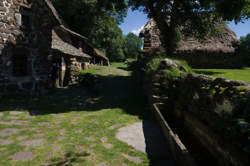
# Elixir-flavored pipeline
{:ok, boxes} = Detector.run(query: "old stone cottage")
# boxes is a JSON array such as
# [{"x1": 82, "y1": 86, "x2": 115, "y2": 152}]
[
  {"x1": 0, "y1": 0, "x2": 109, "y2": 94},
  {"x1": 140, "y1": 19, "x2": 240, "y2": 68}
]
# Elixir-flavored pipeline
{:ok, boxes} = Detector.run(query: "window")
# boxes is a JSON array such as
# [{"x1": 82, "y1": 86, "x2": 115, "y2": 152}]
[
  {"x1": 12, "y1": 53, "x2": 28, "y2": 77},
  {"x1": 20, "y1": 7, "x2": 32, "y2": 29},
  {"x1": 22, "y1": 15, "x2": 31, "y2": 27}
]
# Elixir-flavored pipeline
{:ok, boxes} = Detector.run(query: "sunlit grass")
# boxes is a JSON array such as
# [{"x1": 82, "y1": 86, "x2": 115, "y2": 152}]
[{"x1": 194, "y1": 68, "x2": 250, "y2": 82}]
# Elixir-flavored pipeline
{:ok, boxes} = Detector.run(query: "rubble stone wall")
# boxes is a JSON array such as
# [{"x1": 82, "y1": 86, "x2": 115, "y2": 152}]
[
  {"x1": 0, "y1": 0, "x2": 58, "y2": 94},
  {"x1": 145, "y1": 58, "x2": 250, "y2": 165}
]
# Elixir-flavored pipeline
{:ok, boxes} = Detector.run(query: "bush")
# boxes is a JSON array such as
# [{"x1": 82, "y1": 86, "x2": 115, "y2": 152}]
[{"x1": 239, "y1": 34, "x2": 250, "y2": 66}]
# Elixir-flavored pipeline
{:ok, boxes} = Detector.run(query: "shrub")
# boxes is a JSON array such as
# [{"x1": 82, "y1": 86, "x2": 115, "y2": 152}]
[{"x1": 239, "y1": 34, "x2": 250, "y2": 66}]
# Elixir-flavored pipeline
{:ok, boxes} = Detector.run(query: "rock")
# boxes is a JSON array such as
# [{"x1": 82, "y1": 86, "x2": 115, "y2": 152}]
[
  {"x1": 19, "y1": 139, "x2": 45, "y2": 147},
  {"x1": 116, "y1": 122, "x2": 169, "y2": 157},
  {"x1": 74, "y1": 129, "x2": 82, "y2": 134},
  {"x1": 37, "y1": 122, "x2": 49, "y2": 126},
  {"x1": 33, "y1": 133, "x2": 45, "y2": 137},
  {"x1": 11, "y1": 151, "x2": 34, "y2": 161},
  {"x1": 0, "y1": 120, "x2": 28, "y2": 126},
  {"x1": 84, "y1": 136, "x2": 95, "y2": 141},
  {"x1": 9, "y1": 111, "x2": 23, "y2": 115},
  {"x1": 103, "y1": 143, "x2": 113, "y2": 149},
  {"x1": 158, "y1": 58, "x2": 179, "y2": 70},
  {"x1": 57, "y1": 136, "x2": 65, "y2": 141},
  {"x1": 122, "y1": 153, "x2": 143, "y2": 164},
  {"x1": 0, "y1": 139, "x2": 13, "y2": 145},
  {"x1": 60, "y1": 129, "x2": 66, "y2": 135},
  {"x1": 100, "y1": 137, "x2": 107, "y2": 143},
  {"x1": 0, "y1": 128, "x2": 20, "y2": 137},
  {"x1": 16, "y1": 136, "x2": 26, "y2": 141},
  {"x1": 108, "y1": 123, "x2": 121, "y2": 130}
]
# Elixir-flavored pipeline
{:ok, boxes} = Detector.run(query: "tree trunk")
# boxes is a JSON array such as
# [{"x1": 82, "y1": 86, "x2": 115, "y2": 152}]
[{"x1": 149, "y1": 0, "x2": 180, "y2": 57}]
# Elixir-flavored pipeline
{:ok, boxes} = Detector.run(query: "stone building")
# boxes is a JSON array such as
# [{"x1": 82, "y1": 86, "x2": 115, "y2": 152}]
[
  {"x1": 140, "y1": 19, "x2": 240, "y2": 68},
  {"x1": 0, "y1": 0, "x2": 109, "y2": 94}
]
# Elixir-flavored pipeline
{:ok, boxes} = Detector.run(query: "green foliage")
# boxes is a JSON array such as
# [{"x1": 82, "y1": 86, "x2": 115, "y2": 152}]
[
  {"x1": 123, "y1": 33, "x2": 143, "y2": 59},
  {"x1": 146, "y1": 56, "x2": 165, "y2": 73},
  {"x1": 164, "y1": 68, "x2": 183, "y2": 82},
  {"x1": 218, "y1": 92, "x2": 250, "y2": 154},
  {"x1": 51, "y1": 0, "x2": 128, "y2": 62},
  {"x1": 92, "y1": 15, "x2": 125, "y2": 62},
  {"x1": 178, "y1": 59, "x2": 193, "y2": 73},
  {"x1": 239, "y1": 33, "x2": 250, "y2": 66}
]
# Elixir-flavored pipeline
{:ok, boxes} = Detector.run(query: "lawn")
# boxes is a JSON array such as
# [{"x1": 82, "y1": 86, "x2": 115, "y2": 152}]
[
  {"x1": 194, "y1": 68, "x2": 250, "y2": 83},
  {"x1": 0, "y1": 63, "x2": 151, "y2": 166}
]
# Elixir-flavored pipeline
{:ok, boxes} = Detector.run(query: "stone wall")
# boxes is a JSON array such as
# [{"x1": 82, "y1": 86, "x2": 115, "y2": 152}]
[
  {"x1": 0, "y1": 0, "x2": 58, "y2": 94},
  {"x1": 136, "y1": 58, "x2": 250, "y2": 165}
]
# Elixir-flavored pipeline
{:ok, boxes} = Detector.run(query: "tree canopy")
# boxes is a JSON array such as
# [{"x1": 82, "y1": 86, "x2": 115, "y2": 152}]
[
  {"x1": 128, "y1": 0, "x2": 250, "y2": 56},
  {"x1": 92, "y1": 15, "x2": 125, "y2": 62},
  {"x1": 123, "y1": 33, "x2": 143, "y2": 59},
  {"x1": 51, "y1": 0, "x2": 128, "y2": 61},
  {"x1": 240, "y1": 33, "x2": 250, "y2": 66}
]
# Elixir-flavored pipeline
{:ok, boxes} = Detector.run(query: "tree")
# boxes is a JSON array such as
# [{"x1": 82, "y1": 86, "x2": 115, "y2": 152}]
[
  {"x1": 51, "y1": 0, "x2": 128, "y2": 61},
  {"x1": 128, "y1": 0, "x2": 250, "y2": 57},
  {"x1": 123, "y1": 33, "x2": 143, "y2": 59},
  {"x1": 240, "y1": 33, "x2": 250, "y2": 66},
  {"x1": 51, "y1": 0, "x2": 128, "y2": 37},
  {"x1": 92, "y1": 15, "x2": 125, "y2": 62}
]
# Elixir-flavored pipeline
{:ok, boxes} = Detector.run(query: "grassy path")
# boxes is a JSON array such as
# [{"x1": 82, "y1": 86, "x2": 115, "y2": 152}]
[{"x1": 0, "y1": 63, "x2": 152, "y2": 166}]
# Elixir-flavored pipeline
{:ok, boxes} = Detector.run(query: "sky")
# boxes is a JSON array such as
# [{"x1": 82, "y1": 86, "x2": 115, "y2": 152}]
[{"x1": 119, "y1": 9, "x2": 250, "y2": 39}]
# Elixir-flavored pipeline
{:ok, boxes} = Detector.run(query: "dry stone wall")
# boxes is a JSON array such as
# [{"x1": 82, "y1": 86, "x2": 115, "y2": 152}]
[{"x1": 144, "y1": 58, "x2": 250, "y2": 166}]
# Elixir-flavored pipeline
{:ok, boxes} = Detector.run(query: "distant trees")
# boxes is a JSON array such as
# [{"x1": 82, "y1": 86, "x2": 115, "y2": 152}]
[
  {"x1": 128, "y1": 0, "x2": 250, "y2": 57},
  {"x1": 92, "y1": 15, "x2": 125, "y2": 62},
  {"x1": 123, "y1": 33, "x2": 143, "y2": 59},
  {"x1": 240, "y1": 34, "x2": 250, "y2": 66}
]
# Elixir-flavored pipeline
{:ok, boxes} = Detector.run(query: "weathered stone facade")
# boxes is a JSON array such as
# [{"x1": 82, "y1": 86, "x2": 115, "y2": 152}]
[
  {"x1": 0, "y1": 0, "x2": 106, "y2": 94},
  {"x1": 0, "y1": 0, "x2": 59, "y2": 94}
]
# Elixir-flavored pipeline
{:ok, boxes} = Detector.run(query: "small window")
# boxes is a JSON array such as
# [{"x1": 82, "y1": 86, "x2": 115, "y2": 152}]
[
  {"x1": 22, "y1": 15, "x2": 31, "y2": 27},
  {"x1": 20, "y1": 7, "x2": 32, "y2": 29},
  {"x1": 12, "y1": 53, "x2": 28, "y2": 77}
]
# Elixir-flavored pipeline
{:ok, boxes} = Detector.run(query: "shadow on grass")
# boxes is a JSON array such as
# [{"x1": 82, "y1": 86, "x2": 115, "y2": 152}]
[
  {"x1": 0, "y1": 66, "x2": 173, "y2": 165},
  {"x1": 0, "y1": 71, "x2": 150, "y2": 120},
  {"x1": 47, "y1": 151, "x2": 89, "y2": 166},
  {"x1": 117, "y1": 66, "x2": 133, "y2": 72},
  {"x1": 195, "y1": 70, "x2": 225, "y2": 76}
]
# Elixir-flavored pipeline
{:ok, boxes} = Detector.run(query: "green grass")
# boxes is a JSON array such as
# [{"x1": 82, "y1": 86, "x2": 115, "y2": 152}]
[
  {"x1": 81, "y1": 63, "x2": 129, "y2": 76},
  {"x1": 194, "y1": 68, "x2": 250, "y2": 83},
  {"x1": 0, "y1": 63, "x2": 151, "y2": 166}
]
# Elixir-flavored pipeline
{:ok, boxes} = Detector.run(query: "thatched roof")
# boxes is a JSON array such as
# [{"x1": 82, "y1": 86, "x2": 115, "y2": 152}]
[
  {"x1": 140, "y1": 19, "x2": 240, "y2": 53},
  {"x1": 52, "y1": 31, "x2": 91, "y2": 59},
  {"x1": 94, "y1": 48, "x2": 109, "y2": 61},
  {"x1": 44, "y1": 0, "x2": 109, "y2": 62}
]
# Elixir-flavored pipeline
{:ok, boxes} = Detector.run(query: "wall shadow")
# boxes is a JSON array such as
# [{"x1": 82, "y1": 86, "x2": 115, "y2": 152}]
[
  {"x1": 195, "y1": 70, "x2": 225, "y2": 76},
  {"x1": 0, "y1": 72, "x2": 151, "y2": 120},
  {"x1": 0, "y1": 67, "x2": 176, "y2": 164},
  {"x1": 142, "y1": 120, "x2": 175, "y2": 166}
]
